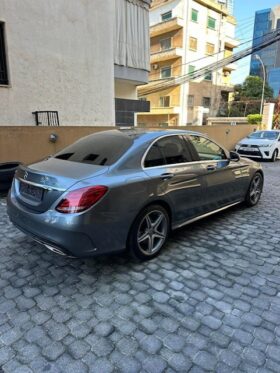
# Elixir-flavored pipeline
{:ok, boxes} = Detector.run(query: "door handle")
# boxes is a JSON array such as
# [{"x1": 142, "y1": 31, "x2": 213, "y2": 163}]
[
  {"x1": 207, "y1": 165, "x2": 216, "y2": 171},
  {"x1": 160, "y1": 173, "x2": 174, "y2": 180}
]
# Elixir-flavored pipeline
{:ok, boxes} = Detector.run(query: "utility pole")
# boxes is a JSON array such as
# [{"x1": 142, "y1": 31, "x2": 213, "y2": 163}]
[{"x1": 255, "y1": 54, "x2": 266, "y2": 115}]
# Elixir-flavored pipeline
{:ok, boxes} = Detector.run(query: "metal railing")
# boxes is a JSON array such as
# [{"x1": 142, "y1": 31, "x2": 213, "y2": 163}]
[{"x1": 32, "y1": 111, "x2": 60, "y2": 126}]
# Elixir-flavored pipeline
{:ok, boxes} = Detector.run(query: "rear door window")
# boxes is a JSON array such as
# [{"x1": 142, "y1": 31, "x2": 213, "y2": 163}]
[
  {"x1": 54, "y1": 131, "x2": 133, "y2": 166},
  {"x1": 144, "y1": 136, "x2": 192, "y2": 167}
]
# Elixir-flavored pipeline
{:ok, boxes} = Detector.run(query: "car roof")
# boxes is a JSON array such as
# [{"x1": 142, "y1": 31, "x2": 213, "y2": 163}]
[{"x1": 115, "y1": 128, "x2": 204, "y2": 142}]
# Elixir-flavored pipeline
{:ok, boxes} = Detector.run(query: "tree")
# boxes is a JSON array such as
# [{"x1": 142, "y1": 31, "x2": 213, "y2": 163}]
[
  {"x1": 235, "y1": 76, "x2": 274, "y2": 100},
  {"x1": 218, "y1": 75, "x2": 274, "y2": 117}
]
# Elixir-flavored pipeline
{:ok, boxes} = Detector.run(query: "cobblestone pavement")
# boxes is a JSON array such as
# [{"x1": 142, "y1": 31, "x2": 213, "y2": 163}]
[{"x1": 0, "y1": 162, "x2": 280, "y2": 373}]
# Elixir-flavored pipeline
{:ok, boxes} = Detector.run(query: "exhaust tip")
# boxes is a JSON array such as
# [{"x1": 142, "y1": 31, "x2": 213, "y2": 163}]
[{"x1": 44, "y1": 244, "x2": 67, "y2": 256}]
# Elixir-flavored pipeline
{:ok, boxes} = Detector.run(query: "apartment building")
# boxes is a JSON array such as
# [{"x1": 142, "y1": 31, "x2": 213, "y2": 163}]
[
  {"x1": 0, "y1": 0, "x2": 151, "y2": 126},
  {"x1": 250, "y1": 6, "x2": 280, "y2": 97},
  {"x1": 137, "y1": 0, "x2": 238, "y2": 126}
]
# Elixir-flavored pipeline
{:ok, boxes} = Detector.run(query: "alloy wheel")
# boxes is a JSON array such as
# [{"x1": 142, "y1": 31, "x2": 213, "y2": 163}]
[
  {"x1": 249, "y1": 174, "x2": 263, "y2": 205},
  {"x1": 137, "y1": 210, "x2": 168, "y2": 255}
]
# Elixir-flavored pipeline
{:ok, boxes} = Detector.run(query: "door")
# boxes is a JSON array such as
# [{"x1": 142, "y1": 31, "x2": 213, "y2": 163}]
[
  {"x1": 143, "y1": 135, "x2": 207, "y2": 225},
  {"x1": 186, "y1": 134, "x2": 249, "y2": 211}
]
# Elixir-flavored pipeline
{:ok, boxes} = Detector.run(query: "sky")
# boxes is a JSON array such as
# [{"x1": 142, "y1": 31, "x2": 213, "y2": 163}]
[{"x1": 231, "y1": 0, "x2": 280, "y2": 84}]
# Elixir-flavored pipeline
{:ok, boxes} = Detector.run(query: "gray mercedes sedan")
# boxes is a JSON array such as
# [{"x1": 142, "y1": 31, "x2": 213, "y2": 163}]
[{"x1": 7, "y1": 129, "x2": 263, "y2": 261}]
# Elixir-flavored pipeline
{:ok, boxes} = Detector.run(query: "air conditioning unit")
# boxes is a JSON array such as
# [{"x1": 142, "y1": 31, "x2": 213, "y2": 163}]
[{"x1": 152, "y1": 64, "x2": 159, "y2": 70}]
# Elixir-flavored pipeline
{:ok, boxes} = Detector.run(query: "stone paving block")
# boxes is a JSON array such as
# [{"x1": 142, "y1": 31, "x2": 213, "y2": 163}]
[
  {"x1": 67, "y1": 340, "x2": 90, "y2": 359},
  {"x1": 0, "y1": 162, "x2": 280, "y2": 371},
  {"x1": 42, "y1": 341, "x2": 65, "y2": 361}
]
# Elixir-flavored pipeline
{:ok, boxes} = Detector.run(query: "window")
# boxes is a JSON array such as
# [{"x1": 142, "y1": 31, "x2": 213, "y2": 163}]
[
  {"x1": 160, "y1": 38, "x2": 172, "y2": 51},
  {"x1": 144, "y1": 144, "x2": 165, "y2": 168},
  {"x1": 160, "y1": 66, "x2": 171, "y2": 78},
  {"x1": 0, "y1": 23, "x2": 8, "y2": 85},
  {"x1": 54, "y1": 131, "x2": 133, "y2": 166},
  {"x1": 144, "y1": 136, "x2": 192, "y2": 168},
  {"x1": 207, "y1": 16, "x2": 216, "y2": 30},
  {"x1": 188, "y1": 95, "x2": 194, "y2": 107},
  {"x1": 161, "y1": 11, "x2": 172, "y2": 22},
  {"x1": 191, "y1": 9, "x2": 198, "y2": 22},
  {"x1": 202, "y1": 97, "x2": 211, "y2": 107},
  {"x1": 189, "y1": 135, "x2": 227, "y2": 161},
  {"x1": 204, "y1": 71, "x2": 212, "y2": 81},
  {"x1": 189, "y1": 65, "x2": 195, "y2": 75},
  {"x1": 206, "y1": 42, "x2": 215, "y2": 55},
  {"x1": 189, "y1": 37, "x2": 198, "y2": 51},
  {"x1": 159, "y1": 96, "x2": 170, "y2": 107}
]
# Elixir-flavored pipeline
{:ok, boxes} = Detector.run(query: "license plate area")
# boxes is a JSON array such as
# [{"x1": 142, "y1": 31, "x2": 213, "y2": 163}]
[
  {"x1": 20, "y1": 182, "x2": 44, "y2": 201},
  {"x1": 241, "y1": 147, "x2": 258, "y2": 152}
]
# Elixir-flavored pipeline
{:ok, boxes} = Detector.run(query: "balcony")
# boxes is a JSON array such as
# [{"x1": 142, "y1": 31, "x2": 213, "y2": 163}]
[
  {"x1": 151, "y1": 47, "x2": 183, "y2": 63},
  {"x1": 224, "y1": 35, "x2": 240, "y2": 49},
  {"x1": 144, "y1": 106, "x2": 181, "y2": 115},
  {"x1": 223, "y1": 63, "x2": 237, "y2": 72},
  {"x1": 150, "y1": 17, "x2": 184, "y2": 38}
]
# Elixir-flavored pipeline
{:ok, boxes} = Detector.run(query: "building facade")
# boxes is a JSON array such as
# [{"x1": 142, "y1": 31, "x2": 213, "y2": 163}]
[
  {"x1": 217, "y1": 0, "x2": 234, "y2": 15},
  {"x1": 250, "y1": 6, "x2": 280, "y2": 97},
  {"x1": 0, "y1": 0, "x2": 151, "y2": 126},
  {"x1": 137, "y1": 0, "x2": 238, "y2": 127}
]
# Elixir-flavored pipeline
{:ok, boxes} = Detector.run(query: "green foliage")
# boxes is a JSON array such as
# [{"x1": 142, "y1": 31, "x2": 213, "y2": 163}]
[
  {"x1": 247, "y1": 114, "x2": 262, "y2": 124},
  {"x1": 217, "y1": 75, "x2": 274, "y2": 118},
  {"x1": 234, "y1": 76, "x2": 274, "y2": 100}
]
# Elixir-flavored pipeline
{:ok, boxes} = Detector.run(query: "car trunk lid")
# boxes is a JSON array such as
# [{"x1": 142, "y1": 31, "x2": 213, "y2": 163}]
[{"x1": 14, "y1": 158, "x2": 108, "y2": 213}]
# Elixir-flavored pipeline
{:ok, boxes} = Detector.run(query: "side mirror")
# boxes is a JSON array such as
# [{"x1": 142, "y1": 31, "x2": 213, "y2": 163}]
[{"x1": 230, "y1": 151, "x2": 240, "y2": 162}]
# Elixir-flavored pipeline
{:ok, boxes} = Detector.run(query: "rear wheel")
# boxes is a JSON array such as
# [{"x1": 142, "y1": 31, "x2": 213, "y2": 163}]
[
  {"x1": 245, "y1": 172, "x2": 263, "y2": 207},
  {"x1": 271, "y1": 149, "x2": 278, "y2": 162},
  {"x1": 127, "y1": 205, "x2": 170, "y2": 261}
]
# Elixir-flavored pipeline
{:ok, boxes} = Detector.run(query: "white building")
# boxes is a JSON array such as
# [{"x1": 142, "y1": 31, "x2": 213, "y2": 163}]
[
  {"x1": 138, "y1": 0, "x2": 239, "y2": 126},
  {"x1": 0, "y1": 0, "x2": 151, "y2": 126}
]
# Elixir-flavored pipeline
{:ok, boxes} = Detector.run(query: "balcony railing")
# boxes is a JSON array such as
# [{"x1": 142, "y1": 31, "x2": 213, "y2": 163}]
[
  {"x1": 150, "y1": 47, "x2": 183, "y2": 63},
  {"x1": 150, "y1": 17, "x2": 184, "y2": 38},
  {"x1": 149, "y1": 106, "x2": 181, "y2": 115}
]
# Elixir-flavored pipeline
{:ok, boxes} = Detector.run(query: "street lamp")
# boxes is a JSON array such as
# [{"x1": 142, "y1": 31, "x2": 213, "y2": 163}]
[{"x1": 255, "y1": 54, "x2": 266, "y2": 115}]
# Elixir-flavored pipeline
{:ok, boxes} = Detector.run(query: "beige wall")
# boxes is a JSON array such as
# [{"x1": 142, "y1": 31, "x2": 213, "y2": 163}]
[
  {"x1": 151, "y1": 29, "x2": 183, "y2": 53},
  {"x1": 0, "y1": 125, "x2": 257, "y2": 164},
  {"x1": 149, "y1": 58, "x2": 182, "y2": 81}
]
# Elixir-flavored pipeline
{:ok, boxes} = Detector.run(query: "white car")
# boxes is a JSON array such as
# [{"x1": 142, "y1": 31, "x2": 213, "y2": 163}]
[{"x1": 235, "y1": 130, "x2": 280, "y2": 162}]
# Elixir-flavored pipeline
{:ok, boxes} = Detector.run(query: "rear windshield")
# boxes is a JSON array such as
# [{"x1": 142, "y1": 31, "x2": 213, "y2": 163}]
[{"x1": 54, "y1": 131, "x2": 133, "y2": 166}]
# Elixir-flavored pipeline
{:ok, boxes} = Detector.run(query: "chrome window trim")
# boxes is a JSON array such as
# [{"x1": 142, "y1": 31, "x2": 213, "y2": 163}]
[
  {"x1": 17, "y1": 177, "x2": 66, "y2": 192},
  {"x1": 141, "y1": 133, "x2": 229, "y2": 170}
]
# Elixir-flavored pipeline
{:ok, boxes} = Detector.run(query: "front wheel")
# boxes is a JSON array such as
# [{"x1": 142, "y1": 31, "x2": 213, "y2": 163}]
[
  {"x1": 271, "y1": 149, "x2": 278, "y2": 162},
  {"x1": 245, "y1": 172, "x2": 263, "y2": 207},
  {"x1": 127, "y1": 205, "x2": 170, "y2": 261}
]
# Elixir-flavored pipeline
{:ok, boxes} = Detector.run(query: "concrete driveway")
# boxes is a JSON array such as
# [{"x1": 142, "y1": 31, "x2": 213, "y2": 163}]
[{"x1": 0, "y1": 162, "x2": 279, "y2": 372}]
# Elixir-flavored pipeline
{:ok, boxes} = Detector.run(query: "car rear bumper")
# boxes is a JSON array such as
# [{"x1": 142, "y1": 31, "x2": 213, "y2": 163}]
[{"x1": 7, "y1": 191, "x2": 126, "y2": 258}]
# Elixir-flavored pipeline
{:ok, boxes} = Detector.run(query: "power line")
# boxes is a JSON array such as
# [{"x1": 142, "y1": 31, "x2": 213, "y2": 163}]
[{"x1": 139, "y1": 29, "x2": 280, "y2": 96}]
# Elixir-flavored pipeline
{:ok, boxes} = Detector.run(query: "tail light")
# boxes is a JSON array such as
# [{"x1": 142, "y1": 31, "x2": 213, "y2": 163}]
[{"x1": 56, "y1": 186, "x2": 108, "y2": 214}]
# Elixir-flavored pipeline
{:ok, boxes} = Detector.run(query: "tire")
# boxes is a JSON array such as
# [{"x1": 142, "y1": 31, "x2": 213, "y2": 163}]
[
  {"x1": 0, "y1": 162, "x2": 21, "y2": 191},
  {"x1": 245, "y1": 172, "x2": 263, "y2": 207},
  {"x1": 127, "y1": 204, "x2": 170, "y2": 261},
  {"x1": 271, "y1": 149, "x2": 278, "y2": 162}
]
